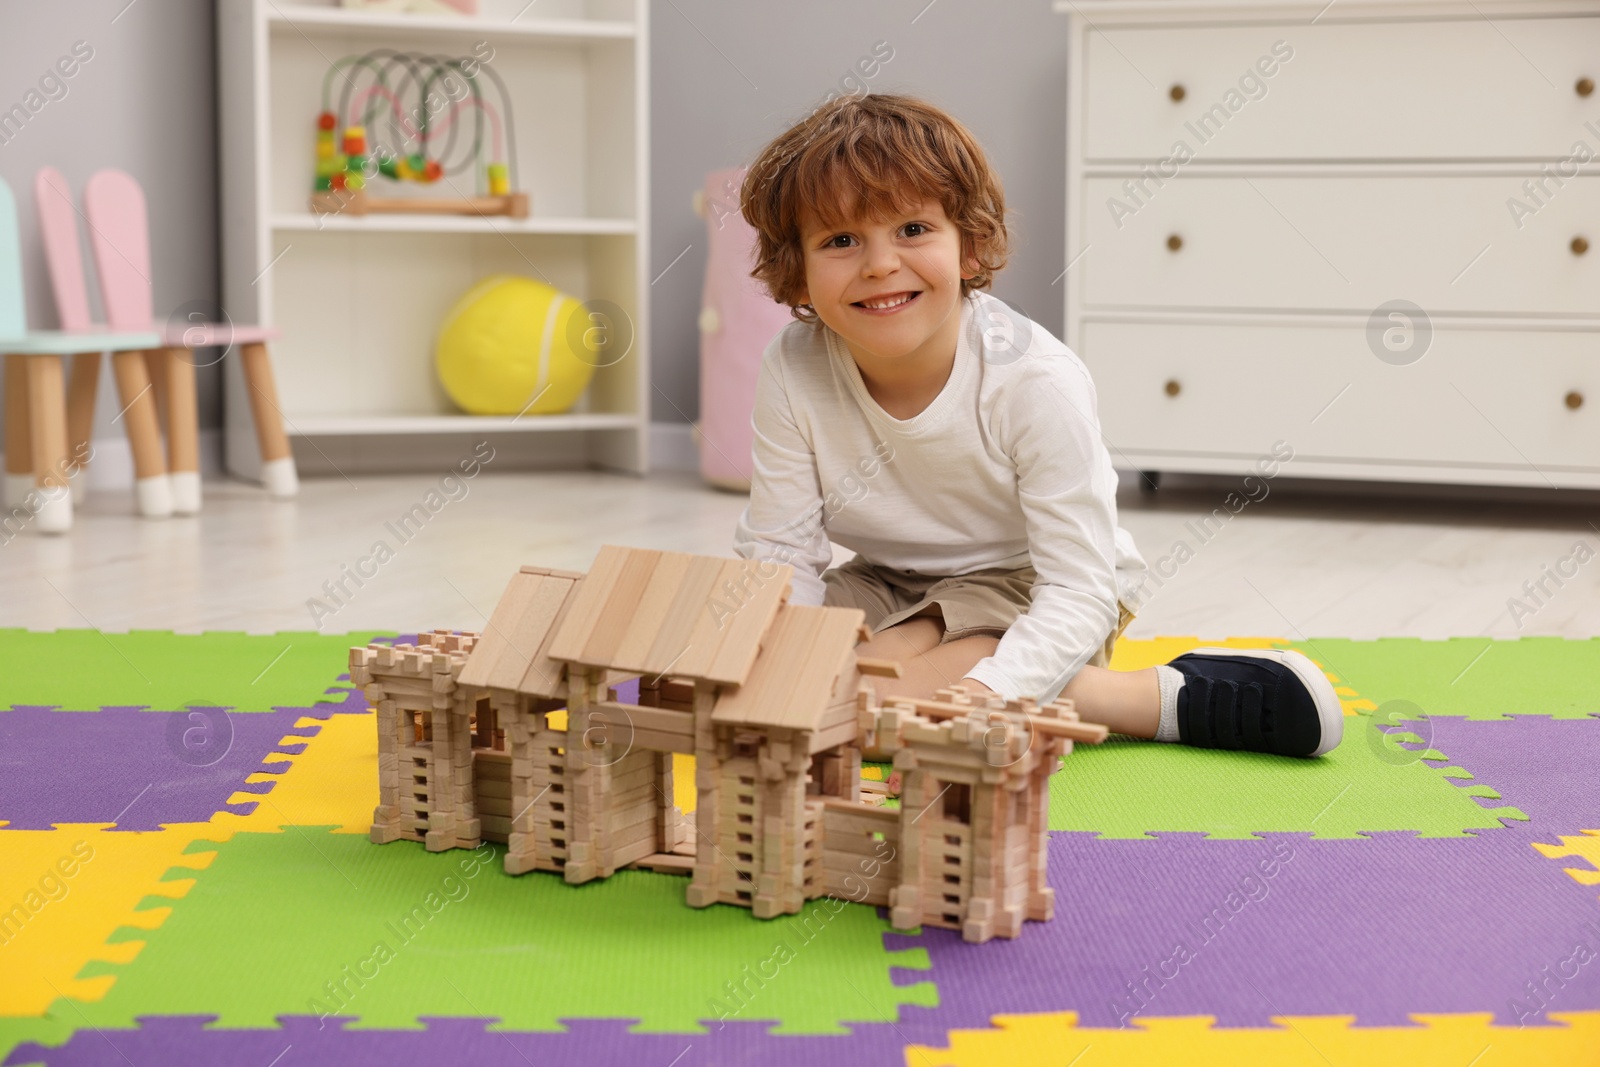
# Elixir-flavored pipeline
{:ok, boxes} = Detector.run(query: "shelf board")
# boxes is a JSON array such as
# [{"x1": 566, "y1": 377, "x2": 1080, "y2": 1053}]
[
  {"x1": 285, "y1": 412, "x2": 642, "y2": 436},
  {"x1": 265, "y1": 6, "x2": 635, "y2": 44},
  {"x1": 271, "y1": 213, "x2": 636, "y2": 236}
]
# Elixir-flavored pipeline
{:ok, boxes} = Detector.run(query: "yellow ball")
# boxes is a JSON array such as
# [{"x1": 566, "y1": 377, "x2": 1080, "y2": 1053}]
[{"x1": 435, "y1": 275, "x2": 595, "y2": 416}]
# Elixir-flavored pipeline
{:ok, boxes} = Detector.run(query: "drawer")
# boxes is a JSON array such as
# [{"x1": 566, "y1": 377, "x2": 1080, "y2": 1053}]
[
  {"x1": 1082, "y1": 19, "x2": 1600, "y2": 161},
  {"x1": 1081, "y1": 176, "x2": 1600, "y2": 316},
  {"x1": 1079, "y1": 320, "x2": 1600, "y2": 471}
]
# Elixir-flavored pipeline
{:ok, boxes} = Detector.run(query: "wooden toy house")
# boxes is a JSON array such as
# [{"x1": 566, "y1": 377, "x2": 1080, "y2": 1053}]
[{"x1": 351, "y1": 544, "x2": 1107, "y2": 943}]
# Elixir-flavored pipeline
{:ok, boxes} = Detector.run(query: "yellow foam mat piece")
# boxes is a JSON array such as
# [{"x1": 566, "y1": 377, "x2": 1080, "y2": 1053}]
[
  {"x1": 1110, "y1": 637, "x2": 1366, "y2": 716},
  {"x1": 905, "y1": 1010, "x2": 1600, "y2": 1066},
  {"x1": 0, "y1": 825, "x2": 218, "y2": 1016},
  {"x1": 209, "y1": 713, "x2": 379, "y2": 835},
  {"x1": 1534, "y1": 830, "x2": 1600, "y2": 888},
  {"x1": 1108, "y1": 636, "x2": 1285, "y2": 672},
  {"x1": 0, "y1": 710, "x2": 378, "y2": 1017},
  {"x1": 673, "y1": 752, "x2": 696, "y2": 813},
  {"x1": 208, "y1": 710, "x2": 703, "y2": 826}
]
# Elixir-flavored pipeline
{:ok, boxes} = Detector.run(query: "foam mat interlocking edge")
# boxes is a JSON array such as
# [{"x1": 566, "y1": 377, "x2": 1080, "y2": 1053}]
[{"x1": 903, "y1": 1009, "x2": 1600, "y2": 1067}]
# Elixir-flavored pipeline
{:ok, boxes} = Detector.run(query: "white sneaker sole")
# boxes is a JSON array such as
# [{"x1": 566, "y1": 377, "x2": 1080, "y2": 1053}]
[{"x1": 1188, "y1": 647, "x2": 1345, "y2": 757}]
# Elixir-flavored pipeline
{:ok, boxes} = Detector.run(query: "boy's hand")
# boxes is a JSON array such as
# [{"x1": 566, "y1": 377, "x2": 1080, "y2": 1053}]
[{"x1": 958, "y1": 678, "x2": 998, "y2": 698}]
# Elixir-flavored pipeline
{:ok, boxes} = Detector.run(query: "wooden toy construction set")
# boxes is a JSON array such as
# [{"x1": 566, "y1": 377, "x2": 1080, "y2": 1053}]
[{"x1": 350, "y1": 544, "x2": 1107, "y2": 943}]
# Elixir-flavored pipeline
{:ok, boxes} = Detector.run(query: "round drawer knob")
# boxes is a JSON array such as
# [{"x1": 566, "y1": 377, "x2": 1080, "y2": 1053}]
[
  {"x1": 1166, "y1": 234, "x2": 1183, "y2": 252},
  {"x1": 1578, "y1": 77, "x2": 1595, "y2": 97},
  {"x1": 1169, "y1": 83, "x2": 1186, "y2": 102},
  {"x1": 1567, "y1": 390, "x2": 1585, "y2": 410},
  {"x1": 1573, "y1": 236, "x2": 1590, "y2": 256},
  {"x1": 1164, "y1": 379, "x2": 1182, "y2": 397}
]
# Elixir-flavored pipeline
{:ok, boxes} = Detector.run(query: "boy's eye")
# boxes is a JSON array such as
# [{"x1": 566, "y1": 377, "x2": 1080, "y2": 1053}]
[{"x1": 816, "y1": 223, "x2": 927, "y2": 248}]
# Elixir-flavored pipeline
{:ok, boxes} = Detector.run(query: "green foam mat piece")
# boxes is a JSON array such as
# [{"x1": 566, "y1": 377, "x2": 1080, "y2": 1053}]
[
  {"x1": 42, "y1": 830, "x2": 932, "y2": 1038},
  {"x1": 0, "y1": 630, "x2": 395, "y2": 712},
  {"x1": 0, "y1": 1019, "x2": 49, "y2": 1067},
  {"x1": 1283, "y1": 637, "x2": 1600, "y2": 720},
  {"x1": 1049, "y1": 717, "x2": 1513, "y2": 839}
]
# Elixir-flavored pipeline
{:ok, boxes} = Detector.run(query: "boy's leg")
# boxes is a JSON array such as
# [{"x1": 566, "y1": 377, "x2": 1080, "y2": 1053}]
[
  {"x1": 856, "y1": 613, "x2": 1340, "y2": 758},
  {"x1": 857, "y1": 608, "x2": 1160, "y2": 734},
  {"x1": 855, "y1": 612, "x2": 944, "y2": 664},
  {"x1": 1059, "y1": 666, "x2": 1160, "y2": 738},
  {"x1": 856, "y1": 611, "x2": 1002, "y2": 704}
]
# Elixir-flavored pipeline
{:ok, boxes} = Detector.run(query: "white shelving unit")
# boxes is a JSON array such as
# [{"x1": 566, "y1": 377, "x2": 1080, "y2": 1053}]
[{"x1": 217, "y1": 0, "x2": 650, "y2": 477}]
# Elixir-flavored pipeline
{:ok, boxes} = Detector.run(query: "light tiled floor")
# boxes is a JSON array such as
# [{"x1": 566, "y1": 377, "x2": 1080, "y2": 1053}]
[{"x1": 2, "y1": 470, "x2": 1596, "y2": 641}]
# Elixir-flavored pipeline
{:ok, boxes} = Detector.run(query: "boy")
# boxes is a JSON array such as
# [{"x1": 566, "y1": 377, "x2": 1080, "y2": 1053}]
[{"x1": 732, "y1": 93, "x2": 1340, "y2": 758}]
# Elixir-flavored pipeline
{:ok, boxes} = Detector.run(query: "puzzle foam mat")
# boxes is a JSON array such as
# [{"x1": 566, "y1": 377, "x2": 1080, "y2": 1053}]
[{"x1": 2, "y1": 631, "x2": 1598, "y2": 1066}]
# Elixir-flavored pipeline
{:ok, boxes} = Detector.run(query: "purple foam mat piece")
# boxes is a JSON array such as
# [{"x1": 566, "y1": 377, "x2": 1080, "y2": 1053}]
[
  {"x1": 1400, "y1": 715, "x2": 1600, "y2": 829},
  {"x1": 884, "y1": 830, "x2": 1600, "y2": 1034},
  {"x1": 0, "y1": 705, "x2": 346, "y2": 831},
  {"x1": 5, "y1": 1014, "x2": 912, "y2": 1067},
  {"x1": 5, "y1": 684, "x2": 369, "y2": 719}
]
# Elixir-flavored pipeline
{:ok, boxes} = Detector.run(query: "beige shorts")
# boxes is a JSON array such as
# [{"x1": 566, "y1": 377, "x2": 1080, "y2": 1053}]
[{"x1": 820, "y1": 556, "x2": 1135, "y2": 668}]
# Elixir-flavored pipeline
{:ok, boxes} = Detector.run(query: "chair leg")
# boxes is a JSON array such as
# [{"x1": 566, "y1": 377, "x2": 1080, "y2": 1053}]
[
  {"x1": 111, "y1": 349, "x2": 172, "y2": 518},
  {"x1": 65, "y1": 351, "x2": 100, "y2": 502},
  {"x1": 241, "y1": 342, "x2": 298, "y2": 497},
  {"x1": 4, "y1": 354, "x2": 33, "y2": 510},
  {"x1": 25, "y1": 354, "x2": 72, "y2": 534},
  {"x1": 163, "y1": 347, "x2": 201, "y2": 515},
  {"x1": 143, "y1": 347, "x2": 170, "y2": 441}
]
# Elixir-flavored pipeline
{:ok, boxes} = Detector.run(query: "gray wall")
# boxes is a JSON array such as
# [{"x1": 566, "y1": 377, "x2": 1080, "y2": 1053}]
[
  {"x1": 1, "y1": 0, "x2": 1066, "y2": 443},
  {"x1": 649, "y1": 0, "x2": 1069, "y2": 424},
  {"x1": 0, "y1": 0, "x2": 222, "y2": 429}
]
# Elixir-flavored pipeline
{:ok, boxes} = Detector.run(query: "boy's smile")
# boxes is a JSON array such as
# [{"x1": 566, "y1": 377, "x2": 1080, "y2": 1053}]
[
  {"x1": 797, "y1": 196, "x2": 977, "y2": 412},
  {"x1": 852, "y1": 290, "x2": 922, "y2": 314}
]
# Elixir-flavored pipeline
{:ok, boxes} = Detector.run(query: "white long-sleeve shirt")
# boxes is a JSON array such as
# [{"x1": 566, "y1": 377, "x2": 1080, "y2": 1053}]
[{"x1": 731, "y1": 289, "x2": 1147, "y2": 704}]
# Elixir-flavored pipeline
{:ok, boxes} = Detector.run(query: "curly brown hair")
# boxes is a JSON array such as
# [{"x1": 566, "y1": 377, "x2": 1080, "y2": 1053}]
[{"x1": 740, "y1": 93, "x2": 1010, "y2": 324}]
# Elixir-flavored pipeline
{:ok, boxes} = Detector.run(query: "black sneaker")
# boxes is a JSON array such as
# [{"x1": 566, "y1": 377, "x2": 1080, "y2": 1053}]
[{"x1": 1168, "y1": 648, "x2": 1343, "y2": 758}]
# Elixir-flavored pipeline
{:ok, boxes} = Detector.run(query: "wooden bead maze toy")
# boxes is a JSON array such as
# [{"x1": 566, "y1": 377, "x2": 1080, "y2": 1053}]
[{"x1": 309, "y1": 48, "x2": 527, "y2": 219}]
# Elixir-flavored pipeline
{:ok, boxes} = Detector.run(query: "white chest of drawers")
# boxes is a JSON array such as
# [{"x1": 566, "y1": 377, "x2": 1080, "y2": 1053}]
[{"x1": 1056, "y1": 0, "x2": 1600, "y2": 489}]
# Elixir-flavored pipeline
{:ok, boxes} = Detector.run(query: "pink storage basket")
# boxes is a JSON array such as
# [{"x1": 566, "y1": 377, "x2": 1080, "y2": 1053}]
[{"x1": 695, "y1": 167, "x2": 793, "y2": 492}]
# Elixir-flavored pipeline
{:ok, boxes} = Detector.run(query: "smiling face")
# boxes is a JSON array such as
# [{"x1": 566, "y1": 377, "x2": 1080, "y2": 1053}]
[{"x1": 796, "y1": 195, "x2": 977, "y2": 370}]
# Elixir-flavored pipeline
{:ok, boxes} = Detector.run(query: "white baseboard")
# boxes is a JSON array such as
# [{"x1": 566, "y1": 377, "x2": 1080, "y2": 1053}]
[
  {"x1": 1, "y1": 428, "x2": 226, "y2": 494},
  {"x1": 9, "y1": 425, "x2": 696, "y2": 487},
  {"x1": 650, "y1": 421, "x2": 699, "y2": 473}
]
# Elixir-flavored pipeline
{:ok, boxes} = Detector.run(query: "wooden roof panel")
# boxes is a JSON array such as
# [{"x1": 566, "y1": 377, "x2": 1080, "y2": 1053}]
[
  {"x1": 580, "y1": 546, "x2": 662, "y2": 665},
  {"x1": 638, "y1": 553, "x2": 726, "y2": 680},
  {"x1": 545, "y1": 543, "x2": 632, "y2": 664},
  {"x1": 458, "y1": 569, "x2": 580, "y2": 696},
  {"x1": 611, "y1": 550, "x2": 691, "y2": 668},
  {"x1": 703, "y1": 558, "x2": 793, "y2": 684},
  {"x1": 513, "y1": 576, "x2": 581, "y2": 696},
  {"x1": 711, "y1": 603, "x2": 865, "y2": 730},
  {"x1": 547, "y1": 545, "x2": 792, "y2": 687}
]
